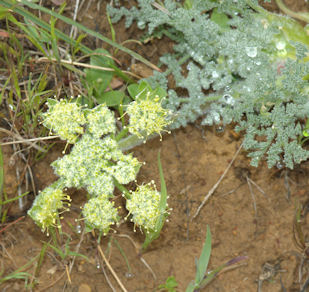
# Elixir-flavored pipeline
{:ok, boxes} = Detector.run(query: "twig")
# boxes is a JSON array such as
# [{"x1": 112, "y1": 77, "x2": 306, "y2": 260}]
[
  {"x1": 38, "y1": 271, "x2": 66, "y2": 292},
  {"x1": 101, "y1": 261, "x2": 117, "y2": 292},
  {"x1": 114, "y1": 233, "x2": 157, "y2": 279},
  {"x1": 192, "y1": 142, "x2": 243, "y2": 220},
  {"x1": 36, "y1": 57, "x2": 143, "y2": 79},
  {"x1": 246, "y1": 175, "x2": 257, "y2": 217},
  {"x1": 152, "y1": 2, "x2": 170, "y2": 15},
  {"x1": 0, "y1": 127, "x2": 54, "y2": 152},
  {"x1": 0, "y1": 216, "x2": 25, "y2": 234},
  {"x1": 140, "y1": 257, "x2": 156, "y2": 280},
  {"x1": 65, "y1": 264, "x2": 71, "y2": 284},
  {"x1": 69, "y1": 0, "x2": 80, "y2": 39},
  {"x1": 97, "y1": 245, "x2": 128, "y2": 292},
  {"x1": 0, "y1": 135, "x2": 59, "y2": 147}
]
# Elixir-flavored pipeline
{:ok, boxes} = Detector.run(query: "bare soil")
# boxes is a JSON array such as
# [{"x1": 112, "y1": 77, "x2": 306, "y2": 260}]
[{"x1": 1, "y1": 1, "x2": 309, "y2": 291}]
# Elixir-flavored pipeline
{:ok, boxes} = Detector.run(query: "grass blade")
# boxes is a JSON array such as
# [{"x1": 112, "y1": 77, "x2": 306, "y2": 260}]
[
  {"x1": 195, "y1": 226, "x2": 211, "y2": 284},
  {"x1": 2, "y1": 0, "x2": 160, "y2": 72}
]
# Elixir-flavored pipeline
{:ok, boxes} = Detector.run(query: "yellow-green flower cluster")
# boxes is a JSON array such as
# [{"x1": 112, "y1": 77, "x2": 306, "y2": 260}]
[
  {"x1": 28, "y1": 184, "x2": 71, "y2": 234},
  {"x1": 86, "y1": 104, "x2": 116, "y2": 138},
  {"x1": 52, "y1": 134, "x2": 141, "y2": 197},
  {"x1": 108, "y1": 153, "x2": 141, "y2": 184},
  {"x1": 82, "y1": 194, "x2": 118, "y2": 234},
  {"x1": 126, "y1": 93, "x2": 171, "y2": 140},
  {"x1": 126, "y1": 182, "x2": 162, "y2": 232},
  {"x1": 42, "y1": 99, "x2": 86, "y2": 143}
]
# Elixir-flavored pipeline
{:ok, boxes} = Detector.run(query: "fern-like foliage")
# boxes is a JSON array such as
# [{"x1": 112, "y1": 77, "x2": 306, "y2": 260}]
[{"x1": 108, "y1": 0, "x2": 309, "y2": 168}]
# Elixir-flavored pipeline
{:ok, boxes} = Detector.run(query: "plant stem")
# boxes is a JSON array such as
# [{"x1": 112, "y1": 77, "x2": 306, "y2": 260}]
[{"x1": 113, "y1": 178, "x2": 131, "y2": 199}]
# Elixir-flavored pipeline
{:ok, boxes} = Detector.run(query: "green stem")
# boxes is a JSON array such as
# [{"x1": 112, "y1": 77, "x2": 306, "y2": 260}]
[
  {"x1": 0, "y1": 192, "x2": 29, "y2": 205},
  {"x1": 49, "y1": 226, "x2": 58, "y2": 247},
  {"x1": 118, "y1": 133, "x2": 146, "y2": 151},
  {"x1": 113, "y1": 178, "x2": 131, "y2": 199},
  {"x1": 115, "y1": 127, "x2": 129, "y2": 142}
]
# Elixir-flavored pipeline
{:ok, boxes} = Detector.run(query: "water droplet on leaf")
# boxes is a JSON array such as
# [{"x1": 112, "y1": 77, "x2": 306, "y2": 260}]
[
  {"x1": 276, "y1": 161, "x2": 283, "y2": 169},
  {"x1": 245, "y1": 46, "x2": 257, "y2": 58},
  {"x1": 212, "y1": 71, "x2": 219, "y2": 78},
  {"x1": 223, "y1": 94, "x2": 235, "y2": 106},
  {"x1": 137, "y1": 21, "x2": 146, "y2": 29},
  {"x1": 276, "y1": 41, "x2": 286, "y2": 51}
]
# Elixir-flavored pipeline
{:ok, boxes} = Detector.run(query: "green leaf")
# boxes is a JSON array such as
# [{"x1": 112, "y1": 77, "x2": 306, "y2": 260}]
[
  {"x1": 96, "y1": 90, "x2": 125, "y2": 107},
  {"x1": 211, "y1": 8, "x2": 229, "y2": 30},
  {"x1": 127, "y1": 83, "x2": 139, "y2": 100},
  {"x1": 76, "y1": 95, "x2": 94, "y2": 108},
  {"x1": 185, "y1": 282, "x2": 196, "y2": 292},
  {"x1": 46, "y1": 98, "x2": 58, "y2": 107},
  {"x1": 158, "y1": 276, "x2": 178, "y2": 292},
  {"x1": 195, "y1": 226, "x2": 211, "y2": 284},
  {"x1": 0, "y1": 6, "x2": 12, "y2": 20},
  {"x1": 85, "y1": 48, "x2": 115, "y2": 94},
  {"x1": 127, "y1": 80, "x2": 166, "y2": 101}
]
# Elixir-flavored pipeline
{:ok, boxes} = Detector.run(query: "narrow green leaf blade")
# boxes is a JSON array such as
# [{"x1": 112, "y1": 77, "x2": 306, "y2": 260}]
[{"x1": 195, "y1": 226, "x2": 211, "y2": 284}]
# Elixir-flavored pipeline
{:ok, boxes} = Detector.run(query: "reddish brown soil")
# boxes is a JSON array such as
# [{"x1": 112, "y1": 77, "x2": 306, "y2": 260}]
[{"x1": 1, "y1": 1, "x2": 309, "y2": 291}]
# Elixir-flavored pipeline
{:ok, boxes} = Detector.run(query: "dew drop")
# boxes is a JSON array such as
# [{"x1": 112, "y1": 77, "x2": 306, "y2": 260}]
[
  {"x1": 137, "y1": 21, "x2": 146, "y2": 29},
  {"x1": 228, "y1": 59, "x2": 234, "y2": 65},
  {"x1": 223, "y1": 94, "x2": 235, "y2": 106},
  {"x1": 245, "y1": 46, "x2": 257, "y2": 58},
  {"x1": 255, "y1": 61, "x2": 261, "y2": 66},
  {"x1": 276, "y1": 161, "x2": 283, "y2": 169},
  {"x1": 215, "y1": 125, "x2": 225, "y2": 134},
  {"x1": 125, "y1": 272, "x2": 134, "y2": 278},
  {"x1": 76, "y1": 224, "x2": 82, "y2": 234},
  {"x1": 96, "y1": 262, "x2": 101, "y2": 269},
  {"x1": 212, "y1": 71, "x2": 219, "y2": 78},
  {"x1": 276, "y1": 41, "x2": 286, "y2": 51}
]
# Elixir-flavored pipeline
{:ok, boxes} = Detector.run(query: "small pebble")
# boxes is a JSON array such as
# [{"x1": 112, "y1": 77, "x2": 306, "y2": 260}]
[{"x1": 78, "y1": 283, "x2": 91, "y2": 292}]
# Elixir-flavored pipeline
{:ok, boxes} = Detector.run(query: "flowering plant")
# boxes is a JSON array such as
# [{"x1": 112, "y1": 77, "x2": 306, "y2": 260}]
[{"x1": 28, "y1": 83, "x2": 171, "y2": 248}]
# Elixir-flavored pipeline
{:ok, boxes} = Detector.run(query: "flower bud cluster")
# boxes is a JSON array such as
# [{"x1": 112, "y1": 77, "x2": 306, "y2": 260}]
[
  {"x1": 28, "y1": 183, "x2": 71, "y2": 234},
  {"x1": 52, "y1": 134, "x2": 141, "y2": 197},
  {"x1": 85, "y1": 104, "x2": 116, "y2": 138},
  {"x1": 126, "y1": 93, "x2": 171, "y2": 140},
  {"x1": 126, "y1": 182, "x2": 162, "y2": 233},
  {"x1": 42, "y1": 99, "x2": 86, "y2": 143},
  {"x1": 82, "y1": 194, "x2": 119, "y2": 234}
]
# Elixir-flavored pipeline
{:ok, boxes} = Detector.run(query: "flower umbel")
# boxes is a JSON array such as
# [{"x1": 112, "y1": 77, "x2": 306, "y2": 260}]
[
  {"x1": 42, "y1": 99, "x2": 86, "y2": 143},
  {"x1": 82, "y1": 194, "x2": 119, "y2": 234},
  {"x1": 52, "y1": 134, "x2": 141, "y2": 196},
  {"x1": 126, "y1": 182, "x2": 165, "y2": 233},
  {"x1": 28, "y1": 184, "x2": 71, "y2": 234},
  {"x1": 126, "y1": 92, "x2": 171, "y2": 140},
  {"x1": 85, "y1": 104, "x2": 116, "y2": 138}
]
